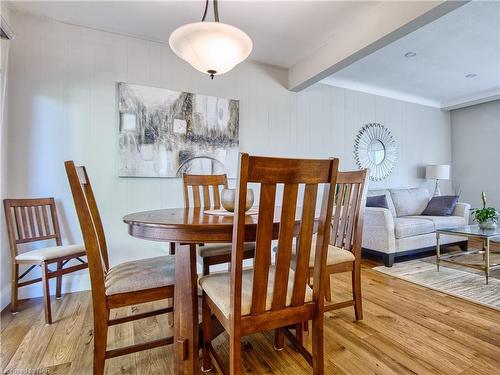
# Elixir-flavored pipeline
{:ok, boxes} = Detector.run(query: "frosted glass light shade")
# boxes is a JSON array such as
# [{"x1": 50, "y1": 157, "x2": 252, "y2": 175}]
[
  {"x1": 169, "y1": 21, "x2": 252, "y2": 78},
  {"x1": 426, "y1": 164, "x2": 450, "y2": 180}
]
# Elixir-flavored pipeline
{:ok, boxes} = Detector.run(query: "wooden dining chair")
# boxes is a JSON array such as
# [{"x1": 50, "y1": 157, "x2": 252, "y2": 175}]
[
  {"x1": 179, "y1": 173, "x2": 255, "y2": 276},
  {"x1": 200, "y1": 154, "x2": 339, "y2": 374},
  {"x1": 4, "y1": 198, "x2": 88, "y2": 324},
  {"x1": 65, "y1": 161, "x2": 175, "y2": 375},
  {"x1": 293, "y1": 169, "x2": 368, "y2": 323}
]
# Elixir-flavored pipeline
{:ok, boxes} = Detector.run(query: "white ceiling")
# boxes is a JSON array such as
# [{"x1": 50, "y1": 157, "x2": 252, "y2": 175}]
[
  {"x1": 8, "y1": 0, "x2": 488, "y2": 106},
  {"x1": 7, "y1": 0, "x2": 382, "y2": 69},
  {"x1": 321, "y1": 1, "x2": 500, "y2": 110}
]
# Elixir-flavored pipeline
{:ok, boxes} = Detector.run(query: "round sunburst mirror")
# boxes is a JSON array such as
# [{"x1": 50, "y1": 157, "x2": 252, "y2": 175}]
[{"x1": 354, "y1": 123, "x2": 397, "y2": 181}]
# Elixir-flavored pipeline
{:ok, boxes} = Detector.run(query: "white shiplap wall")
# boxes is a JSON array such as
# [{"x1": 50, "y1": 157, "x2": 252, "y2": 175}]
[{"x1": 1, "y1": 11, "x2": 451, "y2": 308}]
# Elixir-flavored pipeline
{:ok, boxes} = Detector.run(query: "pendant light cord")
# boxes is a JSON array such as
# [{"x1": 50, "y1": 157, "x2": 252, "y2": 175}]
[
  {"x1": 213, "y1": 0, "x2": 219, "y2": 22},
  {"x1": 201, "y1": 0, "x2": 209, "y2": 21},
  {"x1": 201, "y1": 0, "x2": 219, "y2": 22}
]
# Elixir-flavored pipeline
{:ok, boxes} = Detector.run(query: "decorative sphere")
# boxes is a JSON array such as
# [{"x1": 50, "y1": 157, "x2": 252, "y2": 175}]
[{"x1": 221, "y1": 188, "x2": 254, "y2": 212}]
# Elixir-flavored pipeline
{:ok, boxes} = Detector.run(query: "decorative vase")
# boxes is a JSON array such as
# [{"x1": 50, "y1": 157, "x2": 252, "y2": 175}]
[
  {"x1": 221, "y1": 188, "x2": 254, "y2": 212},
  {"x1": 479, "y1": 219, "x2": 498, "y2": 230}
]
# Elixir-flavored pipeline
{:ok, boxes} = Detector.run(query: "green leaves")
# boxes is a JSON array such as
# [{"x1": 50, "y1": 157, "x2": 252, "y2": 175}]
[
  {"x1": 472, "y1": 192, "x2": 498, "y2": 223},
  {"x1": 471, "y1": 206, "x2": 499, "y2": 223}
]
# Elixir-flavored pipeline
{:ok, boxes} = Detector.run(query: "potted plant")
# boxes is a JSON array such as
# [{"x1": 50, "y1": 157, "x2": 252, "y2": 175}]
[{"x1": 471, "y1": 192, "x2": 499, "y2": 230}]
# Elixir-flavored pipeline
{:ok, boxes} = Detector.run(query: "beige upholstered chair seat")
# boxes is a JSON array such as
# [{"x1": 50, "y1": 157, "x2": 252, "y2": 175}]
[
  {"x1": 291, "y1": 244, "x2": 355, "y2": 268},
  {"x1": 105, "y1": 255, "x2": 175, "y2": 296},
  {"x1": 197, "y1": 242, "x2": 255, "y2": 258},
  {"x1": 199, "y1": 266, "x2": 313, "y2": 318},
  {"x1": 324, "y1": 245, "x2": 355, "y2": 266},
  {"x1": 15, "y1": 244, "x2": 85, "y2": 262}
]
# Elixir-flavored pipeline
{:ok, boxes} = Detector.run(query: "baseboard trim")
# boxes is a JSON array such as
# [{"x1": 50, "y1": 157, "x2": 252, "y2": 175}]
[{"x1": 1, "y1": 301, "x2": 12, "y2": 315}]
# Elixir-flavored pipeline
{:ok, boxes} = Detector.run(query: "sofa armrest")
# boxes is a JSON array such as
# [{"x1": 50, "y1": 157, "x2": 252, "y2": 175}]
[
  {"x1": 362, "y1": 207, "x2": 396, "y2": 254},
  {"x1": 364, "y1": 207, "x2": 394, "y2": 228},
  {"x1": 453, "y1": 202, "x2": 471, "y2": 222}
]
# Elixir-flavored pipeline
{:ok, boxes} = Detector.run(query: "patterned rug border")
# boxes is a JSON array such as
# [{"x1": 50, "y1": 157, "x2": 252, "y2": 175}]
[{"x1": 373, "y1": 261, "x2": 500, "y2": 312}]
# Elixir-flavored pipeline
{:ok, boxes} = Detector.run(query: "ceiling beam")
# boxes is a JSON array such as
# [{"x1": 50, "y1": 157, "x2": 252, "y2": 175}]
[{"x1": 288, "y1": 1, "x2": 468, "y2": 92}]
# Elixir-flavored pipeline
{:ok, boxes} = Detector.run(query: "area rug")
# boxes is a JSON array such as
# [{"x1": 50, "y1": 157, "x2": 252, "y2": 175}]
[{"x1": 373, "y1": 252, "x2": 500, "y2": 311}]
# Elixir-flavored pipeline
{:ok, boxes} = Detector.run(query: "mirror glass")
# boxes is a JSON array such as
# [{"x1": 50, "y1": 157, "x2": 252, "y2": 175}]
[{"x1": 368, "y1": 139, "x2": 385, "y2": 165}]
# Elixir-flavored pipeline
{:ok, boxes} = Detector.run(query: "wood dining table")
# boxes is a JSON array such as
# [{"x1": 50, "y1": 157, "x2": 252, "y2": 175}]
[{"x1": 123, "y1": 207, "x2": 308, "y2": 375}]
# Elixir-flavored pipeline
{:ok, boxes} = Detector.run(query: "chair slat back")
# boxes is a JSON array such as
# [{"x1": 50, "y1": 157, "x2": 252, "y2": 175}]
[
  {"x1": 331, "y1": 170, "x2": 369, "y2": 253},
  {"x1": 230, "y1": 154, "x2": 339, "y2": 321},
  {"x1": 65, "y1": 161, "x2": 109, "y2": 299},
  {"x1": 3, "y1": 198, "x2": 62, "y2": 258},
  {"x1": 183, "y1": 174, "x2": 228, "y2": 209}
]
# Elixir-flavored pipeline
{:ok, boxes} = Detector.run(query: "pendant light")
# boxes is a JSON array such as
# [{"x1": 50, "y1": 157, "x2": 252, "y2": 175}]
[{"x1": 169, "y1": 0, "x2": 253, "y2": 79}]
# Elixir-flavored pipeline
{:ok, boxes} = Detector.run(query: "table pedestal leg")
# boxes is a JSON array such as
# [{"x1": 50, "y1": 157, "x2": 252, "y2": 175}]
[{"x1": 174, "y1": 243, "x2": 200, "y2": 374}]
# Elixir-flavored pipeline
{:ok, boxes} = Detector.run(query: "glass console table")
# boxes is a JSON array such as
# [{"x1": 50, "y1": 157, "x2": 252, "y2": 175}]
[{"x1": 436, "y1": 225, "x2": 500, "y2": 284}]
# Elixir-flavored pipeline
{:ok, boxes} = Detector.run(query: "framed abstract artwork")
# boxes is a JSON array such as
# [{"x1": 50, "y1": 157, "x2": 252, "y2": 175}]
[{"x1": 118, "y1": 83, "x2": 240, "y2": 177}]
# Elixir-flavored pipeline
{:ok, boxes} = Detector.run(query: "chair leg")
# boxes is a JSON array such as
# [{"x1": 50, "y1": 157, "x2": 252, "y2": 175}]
[
  {"x1": 295, "y1": 323, "x2": 303, "y2": 345},
  {"x1": 41, "y1": 262, "x2": 52, "y2": 324},
  {"x1": 311, "y1": 313, "x2": 324, "y2": 375},
  {"x1": 201, "y1": 293, "x2": 212, "y2": 372},
  {"x1": 324, "y1": 274, "x2": 332, "y2": 302},
  {"x1": 274, "y1": 329, "x2": 284, "y2": 351},
  {"x1": 93, "y1": 316, "x2": 108, "y2": 375},
  {"x1": 229, "y1": 331, "x2": 242, "y2": 375},
  {"x1": 202, "y1": 258, "x2": 210, "y2": 276},
  {"x1": 167, "y1": 298, "x2": 174, "y2": 327},
  {"x1": 11, "y1": 263, "x2": 19, "y2": 314},
  {"x1": 352, "y1": 262, "x2": 363, "y2": 320},
  {"x1": 56, "y1": 261, "x2": 63, "y2": 299},
  {"x1": 167, "y1": 243, "x2": 176, "y2": 327},
  {"x1": 169, "y1": 242, "x2": 176, "y2": 255},
  {"x1": 302, "y1": 271, "x2": 312, "y2": 333}
]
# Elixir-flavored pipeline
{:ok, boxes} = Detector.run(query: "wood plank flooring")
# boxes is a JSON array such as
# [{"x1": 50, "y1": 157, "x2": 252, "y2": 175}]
[{"x1": 2, "y1": 254, "x2": 500, "y2": 374}]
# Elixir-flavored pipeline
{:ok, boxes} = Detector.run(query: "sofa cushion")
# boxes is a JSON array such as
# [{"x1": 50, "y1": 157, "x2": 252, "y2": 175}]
[
  {"x1": 422, "y1": 195, "x2": 459, "y2": 216},
  {"x1": 394, "y1": 217, "x2": 436, "y2": 239},
  {"x1": 407, "y1": 215, "x2": 466, "y2": 230},
  {"x1": 366, "y1": 195, "x2": 389, "y2": 209},
  {"x1": 368, "y1": 189, "x2": 396, "y2": 216},
  {"x1": 390, "y1": 188, "x2": 430, "y2": 217}
]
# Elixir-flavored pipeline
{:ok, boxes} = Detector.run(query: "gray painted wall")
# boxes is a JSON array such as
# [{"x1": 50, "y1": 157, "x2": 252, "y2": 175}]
[
  {"x1": 1, "y1": 11, "x2": 452, "y2": 308},
  {"x1": 451, "y1": 100, "x2": 500, "y2": 213}
]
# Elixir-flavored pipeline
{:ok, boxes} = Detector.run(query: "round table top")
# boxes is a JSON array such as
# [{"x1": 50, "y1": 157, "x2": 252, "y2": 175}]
[
  {"x1": 123, "y1": 207, "x2": 308, "y2": 243},
  {"x1": 124, "y1": 207, "x2": 259, "y2": 228}
]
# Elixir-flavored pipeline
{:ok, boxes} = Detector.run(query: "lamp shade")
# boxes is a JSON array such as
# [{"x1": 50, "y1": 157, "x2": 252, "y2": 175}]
[
  {"x1": 425, "y1": 164, "x2": 450, "y2": 180},
  {"x1": 169, "y1": 21, "x2": 252, "y2": 78}
]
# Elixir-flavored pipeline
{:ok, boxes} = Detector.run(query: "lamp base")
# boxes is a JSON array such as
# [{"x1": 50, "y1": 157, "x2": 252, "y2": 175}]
[{"x1": 433, "y1": 180, "x2": 441, "y2": 197}]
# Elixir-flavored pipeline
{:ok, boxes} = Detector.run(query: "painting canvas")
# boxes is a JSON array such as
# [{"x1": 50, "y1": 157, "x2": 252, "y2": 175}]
[{"x1": 118, "y1": 83, "x2": 239, "y2": 177}]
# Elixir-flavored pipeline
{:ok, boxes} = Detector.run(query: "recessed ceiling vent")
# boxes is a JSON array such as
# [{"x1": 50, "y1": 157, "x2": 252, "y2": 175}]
[{"x1": 0, "y1": 16, "x2": 14, "y2": 40}]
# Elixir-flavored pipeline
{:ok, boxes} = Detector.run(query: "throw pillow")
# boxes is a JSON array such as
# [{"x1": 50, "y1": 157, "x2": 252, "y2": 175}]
[
  {"x1": 422, "y1": 195, "x2": 459, "y2": 216},
  {"x1": 366, "y1": 195, "x2": 389, "y2": 209}
]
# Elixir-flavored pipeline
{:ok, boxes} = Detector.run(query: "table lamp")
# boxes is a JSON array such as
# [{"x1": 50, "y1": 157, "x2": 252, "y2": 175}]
[{"x1": 426, "y1": 164, "x2": 450, "y2": 196}]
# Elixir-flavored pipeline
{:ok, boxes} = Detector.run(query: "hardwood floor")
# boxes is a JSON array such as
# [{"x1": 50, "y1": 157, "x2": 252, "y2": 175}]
[{"x1": 2, "y1": 255, "x2": 500, "y2": 374}]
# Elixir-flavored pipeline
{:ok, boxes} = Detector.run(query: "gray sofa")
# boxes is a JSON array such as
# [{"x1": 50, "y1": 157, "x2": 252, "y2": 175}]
[{"x1": 362, "y1": 188, "x2": 470, "y2": 267}]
